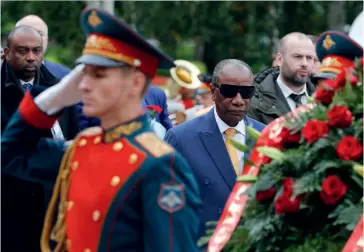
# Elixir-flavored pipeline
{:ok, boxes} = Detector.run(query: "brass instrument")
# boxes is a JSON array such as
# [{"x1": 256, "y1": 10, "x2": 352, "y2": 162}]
[{"x1": 167, "y1": 60, "x2": 203, "y2": 125}]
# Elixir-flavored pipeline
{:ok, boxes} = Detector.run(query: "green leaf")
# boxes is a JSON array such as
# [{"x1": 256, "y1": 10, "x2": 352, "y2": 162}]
[
  {"x1": 255, "y1": 173, "x2": 277, "y2": 192},
  {"x1": 237, "y1": 174, "x2": 258, "y2": 183},
  {"x1": 231, "y1": 139, "x2": 250, "y2": 152},
  {"x1": 312, "y1": 160, "x2": 341, "y2": 174},
  {"x1": 246, "y1": 126, "x2": 261, "y2": 141},
  {"x1": 256, "y1": 147, "x2": 284, "y2": 161}
]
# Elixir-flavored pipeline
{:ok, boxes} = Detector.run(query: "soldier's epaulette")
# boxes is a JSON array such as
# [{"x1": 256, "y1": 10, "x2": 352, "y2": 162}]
[
  {"x1": 77, "y1": 126, "x2": 103, "y2": 137},
  {"x1": 135, "y1": 132, "x2": 174, "y2": 157}
]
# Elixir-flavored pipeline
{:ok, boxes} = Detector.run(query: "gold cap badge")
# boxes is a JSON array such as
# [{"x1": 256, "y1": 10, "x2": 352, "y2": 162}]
[
  {"x1": 88, "y1": 10, "x2": 102, "y2": 27},
  {"x1": 323, "y1": 35, "x2": 335, "y2": 50}
]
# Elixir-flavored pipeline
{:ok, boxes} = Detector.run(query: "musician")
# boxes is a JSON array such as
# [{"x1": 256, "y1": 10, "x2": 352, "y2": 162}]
[
  {"x1": 168, "y1": 59, "x2": 202, "y2": 125},
  {"x1": 185, "y1": 74, "x2": 214, "y2": 121}
]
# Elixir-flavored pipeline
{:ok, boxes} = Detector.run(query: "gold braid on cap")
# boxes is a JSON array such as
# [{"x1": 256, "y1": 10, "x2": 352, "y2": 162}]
[{"x1": 41, "y1": 143, "x2": 76, "y2": 252}]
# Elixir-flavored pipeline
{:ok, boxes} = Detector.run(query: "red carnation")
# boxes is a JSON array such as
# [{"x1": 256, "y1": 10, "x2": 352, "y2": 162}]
[
  {"x1": 336, "y1": 136, "x2": 363, "y2": 161},
  {"x1": 327, "y1": 105, "x2": 353, "y2": 128},
  {"x1": 282, "y1": 177, "x2": 294, "y2": 196},
  {"x1": 256, "y1": 187, "x2": 276, "y2": 202},
  {"x1": 274, "y1": 177, "x2": 302, "y2": 215},
  {"x1": 335, "y1": 67, "x2": 358, "y2": 89},
  {"x1": 302, "y1": 120, "x2": 329, "y2": 143},
  {"x1": 314, "y1": 79, "x2": 336, "y2": 105},
  {"x1": 275, "y1": 194, "x2": 300, "y2": 215},
  {"x1": 146, "y1": 105, "x2": 162, "y2": 113},
  {"x1": 280, "y1": 127, "x2": 301, "y2": 143},
  {"x1": 320, "y1": 175, "x2": 347, "y2": 205}
]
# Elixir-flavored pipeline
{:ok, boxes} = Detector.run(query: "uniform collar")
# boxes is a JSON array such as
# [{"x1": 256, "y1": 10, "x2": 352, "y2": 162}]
[{"x1": 103, "y1": 113, "x2": 150, "y2": 143}]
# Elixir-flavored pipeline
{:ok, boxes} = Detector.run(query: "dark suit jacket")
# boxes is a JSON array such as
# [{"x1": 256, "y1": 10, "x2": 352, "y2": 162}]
[
  {"x1": 164, "y1": 109, "x2": 265, "y2": 240},
  {"x1": 143, "y1": 85, "x2": 173, "y2": 130},
  {"x1": 1, "y1": 60, "x2": 79, "y2": 252}
]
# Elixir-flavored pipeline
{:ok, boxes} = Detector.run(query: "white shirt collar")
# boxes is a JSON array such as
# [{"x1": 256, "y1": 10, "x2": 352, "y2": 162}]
[
  {"x1": 20, "y1": 78, "x2": 35, "y2": 85},
  {"x1": 277, "y1": 74, "x2": 308, "y2": 98},
  {"x1": 214, "y1": 107, "x2": 245, "y2": 136}
]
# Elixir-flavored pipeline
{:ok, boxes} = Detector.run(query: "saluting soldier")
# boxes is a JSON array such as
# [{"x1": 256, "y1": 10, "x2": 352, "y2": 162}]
[{"x1": 2, "y1": 8, "x2": 201, "y2": 252}]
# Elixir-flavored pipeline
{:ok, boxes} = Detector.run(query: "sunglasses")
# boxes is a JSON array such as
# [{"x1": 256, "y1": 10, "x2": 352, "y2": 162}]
[{"x1": 216, "y1": 84, "x2": 255, "y2": 99}]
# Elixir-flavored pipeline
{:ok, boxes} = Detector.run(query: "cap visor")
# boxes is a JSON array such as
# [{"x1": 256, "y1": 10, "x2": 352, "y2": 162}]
[{"x1": 75, "y1": 54, "x2": 125, "y2": 67}]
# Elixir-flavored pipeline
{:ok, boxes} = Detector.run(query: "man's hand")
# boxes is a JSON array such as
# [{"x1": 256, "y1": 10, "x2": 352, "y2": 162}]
[{"x1": 35, "y1": 64, "x2": 85, "y2": 115}]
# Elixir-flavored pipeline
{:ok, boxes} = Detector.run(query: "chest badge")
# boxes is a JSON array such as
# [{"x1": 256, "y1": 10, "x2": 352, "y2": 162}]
[{"x1": 158, "y1": 183, "x2": 185, "y2": 213}]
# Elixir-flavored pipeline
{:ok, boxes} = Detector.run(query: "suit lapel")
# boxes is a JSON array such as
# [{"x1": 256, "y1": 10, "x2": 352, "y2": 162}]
[{"x1": 199, "y1": 110, "x2": 237, "y2": 189}]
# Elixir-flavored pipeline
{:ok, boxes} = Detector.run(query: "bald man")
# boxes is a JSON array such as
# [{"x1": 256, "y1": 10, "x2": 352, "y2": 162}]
[{"x1": 248, "y1": 32, "x2": 317, "y2": 125}]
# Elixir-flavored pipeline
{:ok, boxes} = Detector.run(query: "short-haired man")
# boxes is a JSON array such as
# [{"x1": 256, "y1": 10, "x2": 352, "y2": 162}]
[
  {"x1": 1, "y1": 25, "x2": 80, "y2": 252},
  {"x1": 2, "y1": 8, "x2": 201, "y2": 252},
  {"x1": 16, "y1": 14, "x2": 98, "y2": 131},
  {"x1": 165, "y1": 59, "x2": 265, "y2": 240},
  {"x1": 248, "y1": 32, "x2": 317, "y2": 125}
]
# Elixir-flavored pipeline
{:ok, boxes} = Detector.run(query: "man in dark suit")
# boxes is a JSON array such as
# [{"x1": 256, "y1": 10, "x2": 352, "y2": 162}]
[
  {"x1": 16, "y1": 14, "x2": 96, "y2": 131},
  {"x1": 164, "y1": 59, "x2": 265, "y2": 240},
  {"x1": 143, "y1": 84, "x2": 173, "y2": 130},
  {"x1": 1, "y1": 25, "x2": 79, "y2": 252}
]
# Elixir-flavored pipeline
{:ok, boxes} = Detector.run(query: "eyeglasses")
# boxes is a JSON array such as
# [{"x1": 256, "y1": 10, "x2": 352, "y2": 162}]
[{"x1": 216, "y1": 84, "x2": 255, "y2": 99}]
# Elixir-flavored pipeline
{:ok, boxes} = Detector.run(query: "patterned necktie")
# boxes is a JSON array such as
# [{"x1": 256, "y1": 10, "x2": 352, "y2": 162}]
[
  {"x1": 23, "y1": 83, "x2": 32, "y2": 92},
  {"x1": 224, "y1": 128, "x2": 240, "y2": 175},
  {"x1": 289, "y1": 93, "x2": 305, "y2": 108}
]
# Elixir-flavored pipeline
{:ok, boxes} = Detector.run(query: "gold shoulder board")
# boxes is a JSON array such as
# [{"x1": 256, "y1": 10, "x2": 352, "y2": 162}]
[
  {"x1": 135, "y1": 132, "x2": 174, "y2": 157},
  {"x1": 77, "y1": 126, "x2": 103, "y2": 137}
]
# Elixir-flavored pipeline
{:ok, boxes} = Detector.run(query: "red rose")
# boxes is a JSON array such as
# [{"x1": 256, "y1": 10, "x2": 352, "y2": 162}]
[
  {"x1": 256, "y1": 187, "x2": 276, "y2": 202},
  {"x1": 314, "y1": 79, "x2": 336, "y2": 105},
  {"x1": 282, "y1": 177, "x2": 294, "y2": 196},
  {"x1": 327, "y1": 105, "x2": 353, "y2": 128},
  {"x1": 280, "y1": 127, "x2": 301, "y2": 143},
  {"x1": 275, "y1": 194, "x2": 300, "y2": 215},
  {"x1": 302, "y1": 120, "x2": 329, "y2": 143},
  {"x1": 335, "y1": 67, "x2": 358, "y2": 89},
  {"x1": 146, "y1": 105, "x2": 162, "y2": 113},
  {"x1": 320, "y1": 175, "x2": 347, "y2": 205},
  {"x1": 336, "y1": 136, "x2": 363, "y2": 161}
]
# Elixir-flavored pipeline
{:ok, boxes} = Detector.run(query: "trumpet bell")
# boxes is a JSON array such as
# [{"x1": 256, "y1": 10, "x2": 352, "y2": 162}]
[{"x1": 170, "y1": 59, "x2": 202, "y2": 89}]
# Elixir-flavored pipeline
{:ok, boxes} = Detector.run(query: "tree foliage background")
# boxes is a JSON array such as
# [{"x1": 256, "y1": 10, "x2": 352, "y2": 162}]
[{"x1": 1, "y1": 1, "x2": 362, "y2": 73}]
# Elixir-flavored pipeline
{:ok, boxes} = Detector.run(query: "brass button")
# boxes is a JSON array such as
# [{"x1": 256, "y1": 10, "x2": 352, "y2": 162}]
[
  {"x1": 66, "y1": 239, "x2": 71, "y2": 250},
  {"x1": 93, "y1": 210, "x2": 101, "y2": 222},
  {"x1": 113, "y1": 142, "x2": 123, "y2": 152},
  {"x1": 78, "y1": 139, "x2": 87, "y2": 147},
  {"x1": 71, "y1": 161, "x2": 79, "y2": 171},
  {"x1": 84, "y1": 249, "x2": 91, "y2": 252},
  {"x1": 67, "y1": 201, "x2": 74, "y2": 211},
  {"x1": 93, "y1": 136, "x2": 101, "y2": 144},
  {"x1": 129, "y1": 153, "x2": 138, "y2": 164},
  {"x1": 110, "y1": 176, "x2": 121, "y2": 187}
]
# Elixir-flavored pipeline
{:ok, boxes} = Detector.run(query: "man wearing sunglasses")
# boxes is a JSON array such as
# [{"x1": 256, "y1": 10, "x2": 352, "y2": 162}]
[{"x1": 164, "y1": 59, "x2": 265, "y2": 241}]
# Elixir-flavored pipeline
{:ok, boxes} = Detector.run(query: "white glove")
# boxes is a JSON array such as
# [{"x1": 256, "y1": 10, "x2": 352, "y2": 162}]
[{"x1": 34, "y1": 64, "x2": 85, "y2": 115}]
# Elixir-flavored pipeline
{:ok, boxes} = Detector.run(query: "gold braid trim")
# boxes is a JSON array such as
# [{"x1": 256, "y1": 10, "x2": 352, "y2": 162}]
[{"x1": 41, "y1": 143, "x2": 76, "y2": 252}]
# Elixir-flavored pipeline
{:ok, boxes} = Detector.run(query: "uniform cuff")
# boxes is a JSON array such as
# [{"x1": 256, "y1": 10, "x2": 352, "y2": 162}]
[{"x1": 19, "y1": 92, "x2": 59, "y2": 129}]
